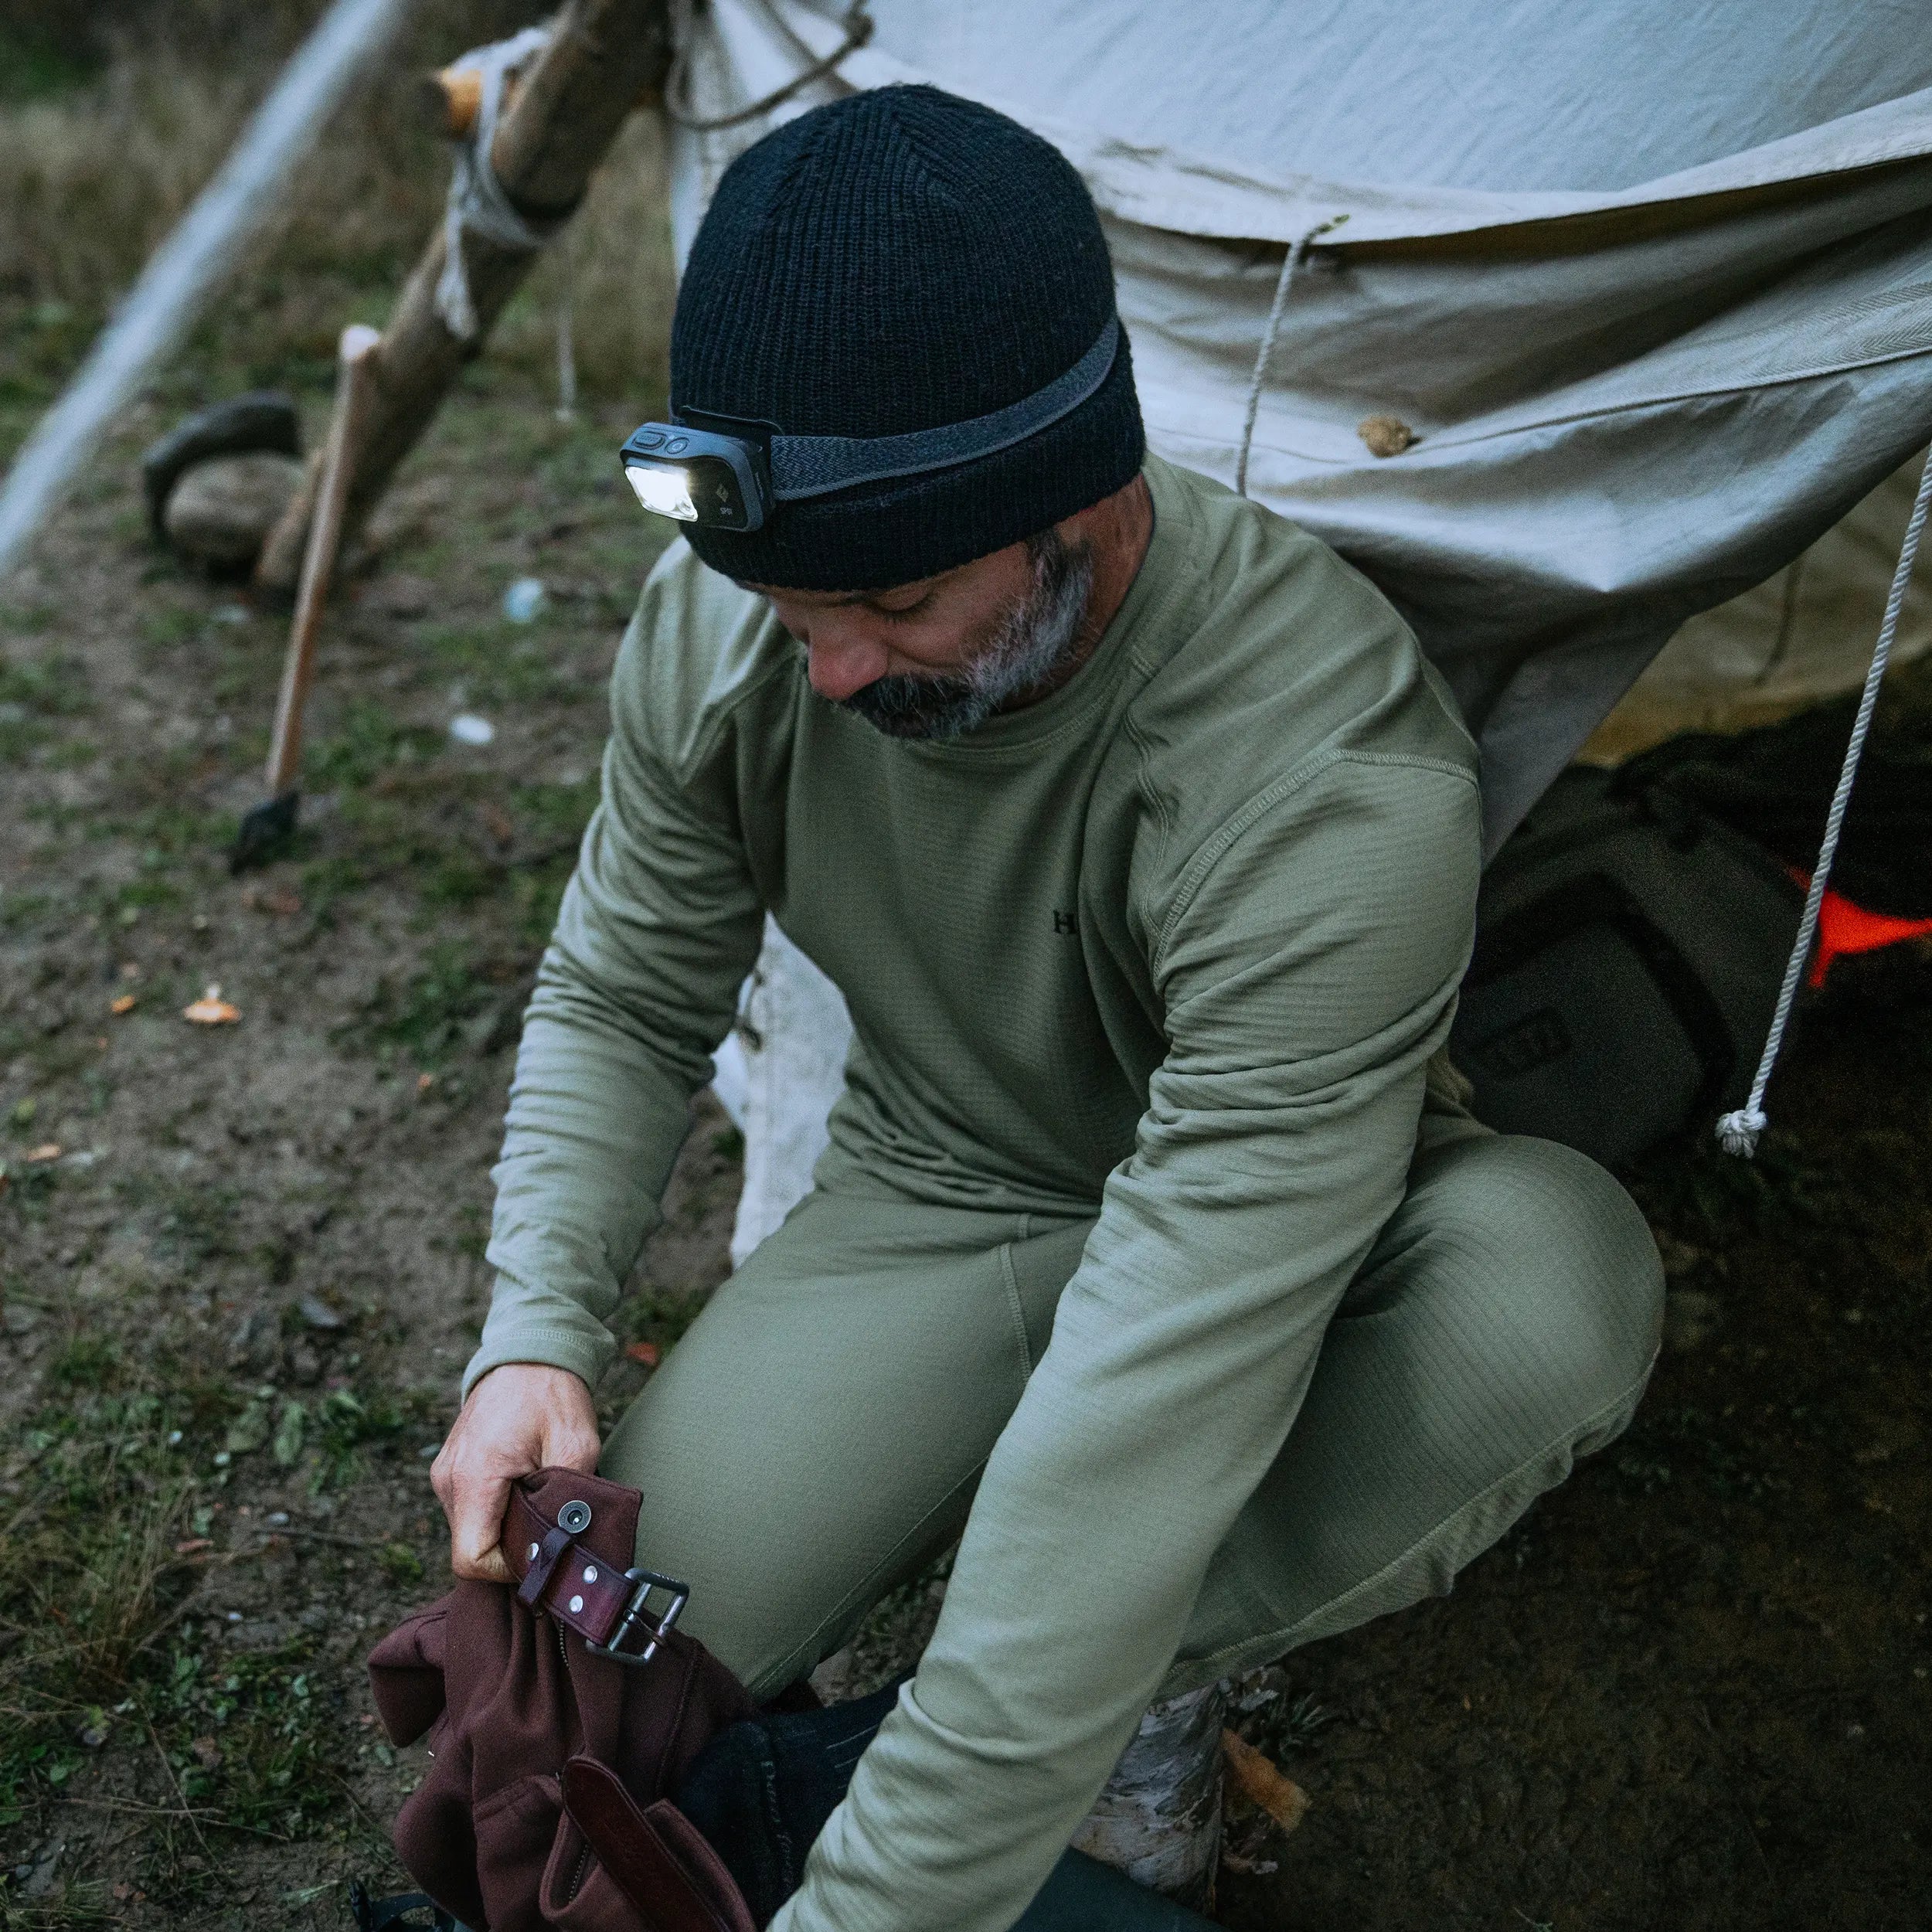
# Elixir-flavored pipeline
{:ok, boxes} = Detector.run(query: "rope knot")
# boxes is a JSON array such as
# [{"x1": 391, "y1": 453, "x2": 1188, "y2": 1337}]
[{"x1": 1714, "y1": 1107, "x2": 1767, "y2": 1160}]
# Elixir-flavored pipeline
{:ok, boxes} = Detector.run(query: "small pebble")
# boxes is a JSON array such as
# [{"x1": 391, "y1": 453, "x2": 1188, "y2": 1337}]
[
  {"x1": 501, "y1": 577, "x2": 546, "y2": 623},
  {"x1": 266, "y1": 1511, "x2": 291, "y2": 1528},
  {"x1": 1358, "y1": 413, "x2": 1416, "y2": 457},
  {"x1": 449, "y1": 714, "x2": 495, "y2": 747},
  {"x1": 297, "y1": 1292, "x2": 347, "y2": 1332}
]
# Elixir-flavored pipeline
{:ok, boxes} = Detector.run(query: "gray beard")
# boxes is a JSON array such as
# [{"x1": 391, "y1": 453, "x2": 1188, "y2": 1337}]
[{"x1": 838, "y1": 528, "x2": 1095, "y2": 741}]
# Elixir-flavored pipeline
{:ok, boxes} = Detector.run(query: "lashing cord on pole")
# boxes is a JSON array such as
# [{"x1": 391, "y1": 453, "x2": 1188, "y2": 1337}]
[{"x1": 433, "y1": 26, "x2": 563, "y2": 344}]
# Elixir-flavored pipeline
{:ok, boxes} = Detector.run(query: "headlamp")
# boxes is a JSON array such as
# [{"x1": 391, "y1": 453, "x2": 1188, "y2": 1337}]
[
  {"x1": 621, "y1": 421, "x2": 770, "y2": 532},
  {"x1": 619, "y1": 315, "x2": 1123, "y2": 536}
]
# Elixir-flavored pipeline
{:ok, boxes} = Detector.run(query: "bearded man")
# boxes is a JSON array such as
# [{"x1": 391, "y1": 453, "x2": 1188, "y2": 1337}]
[{"x1": 432, "y1": 84, "x2": 1663, "y2": 1932}]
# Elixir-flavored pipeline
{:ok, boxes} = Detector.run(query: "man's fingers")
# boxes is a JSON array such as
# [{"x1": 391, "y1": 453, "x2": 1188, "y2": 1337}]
[
  {"x1": 429, "y1": 1367, "x2": 600, "y2": 1582},
  {"x1": 466, "y1": 1543, "x2": 513, "y2": 1586},
  {"x1": 448, "y1": 1466, "x2": 513, "y2": 1581},
  {"x1": 549, "y1": 1423, "x2": 602, "y2": 1472}
]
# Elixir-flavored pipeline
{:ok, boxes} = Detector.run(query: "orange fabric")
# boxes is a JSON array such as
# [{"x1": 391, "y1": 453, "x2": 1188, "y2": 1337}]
[{"x1": 1797, "y1": 876, "x2": 1932, "y2": 987}]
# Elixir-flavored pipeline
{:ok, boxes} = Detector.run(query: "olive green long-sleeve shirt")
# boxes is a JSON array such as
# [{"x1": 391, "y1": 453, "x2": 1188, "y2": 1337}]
[{"x1": 468, "y1": 453, "x2": 1481, "y2": 1932}]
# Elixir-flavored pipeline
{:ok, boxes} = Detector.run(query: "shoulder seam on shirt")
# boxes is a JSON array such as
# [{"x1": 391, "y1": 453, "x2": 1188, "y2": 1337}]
[
  {"x1": 650, "y1": 614, "x2": 798, "y2": 783},
  {"x1": 1153, "y1": 749, "x2": 1478, "y2": 973}
]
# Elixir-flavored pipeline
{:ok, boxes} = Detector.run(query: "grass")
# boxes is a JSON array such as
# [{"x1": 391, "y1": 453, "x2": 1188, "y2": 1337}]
[
  {"x1": 0, "y1": 649, "x2": 91, "y2": 761},
  {"x1": 0, "y1": 1887, "x2": 116, "y2": 1930},
  {"x1": 1230, "y1": 1668, "x2": 1339, "y2": 1762},
  {"x1": 368, "y1": 940, "x2": 481, "y2": 1046},
  {"x1": 0, "y1": 1323, "x2": 431, "y2": 1903},
  {"x1": 0, "y1": 13, "x2": 685, "y2": 1913},
  {"x1": 0, "y1": 1, "x2": 675, "y2": 451}
]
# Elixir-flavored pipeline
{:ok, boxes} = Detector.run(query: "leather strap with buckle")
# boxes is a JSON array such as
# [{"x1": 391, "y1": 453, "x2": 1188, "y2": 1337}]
[
  {"x1": 557, "y1": 1757, "x2": 757, "y2": 1932},
  {"x1": 503, "y1": 1488, "x2": 689, "y2": 1665}
]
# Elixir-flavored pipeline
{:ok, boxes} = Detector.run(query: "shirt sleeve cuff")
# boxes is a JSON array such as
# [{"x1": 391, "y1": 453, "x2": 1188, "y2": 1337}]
[{"x1": 459, "y1": 1293, "x2": 617, "y2": 1401}]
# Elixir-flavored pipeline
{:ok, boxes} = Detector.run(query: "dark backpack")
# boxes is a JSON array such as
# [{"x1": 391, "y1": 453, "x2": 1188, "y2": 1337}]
[{"x1": 1450, "y1": 767, "x2": 1802, "y2": 1170}]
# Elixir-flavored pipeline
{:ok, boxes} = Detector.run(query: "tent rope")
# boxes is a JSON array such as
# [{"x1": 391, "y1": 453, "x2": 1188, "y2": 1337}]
[
  {"x1": 434, "y1": 26, "x2": 565, "y2": 343},
  {"x1": 666, "y1": 1, "x2": 874, "y2": 133},
  {"x1": 1716, "y1": 451, "x2": 1932, "y2": 1159},
  {"x1": 1235, "y1": 219, "x2": 1345, "y2": 498}
]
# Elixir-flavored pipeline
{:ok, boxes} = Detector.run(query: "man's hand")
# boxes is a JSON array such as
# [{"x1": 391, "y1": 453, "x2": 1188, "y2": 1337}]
[{"x1": 431, "y1": 1364, "x2": 601, "y2": 1583}]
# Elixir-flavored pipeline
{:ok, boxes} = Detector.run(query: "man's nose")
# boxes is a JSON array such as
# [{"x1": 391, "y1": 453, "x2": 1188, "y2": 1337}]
[{"x1": 803, "y1": 625, "x2": 890, "y2": 702}]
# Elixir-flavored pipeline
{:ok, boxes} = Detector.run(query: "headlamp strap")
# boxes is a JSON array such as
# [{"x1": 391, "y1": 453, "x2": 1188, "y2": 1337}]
[{"x1": 682, "y1": 315, "x2": 1121, "y2": 505}]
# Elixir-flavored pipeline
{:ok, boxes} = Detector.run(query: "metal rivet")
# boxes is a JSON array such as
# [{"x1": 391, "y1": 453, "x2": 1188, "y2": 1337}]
[
  {"x1": 558, "y1": 1500, "x2": 593, "y2": 1535},
  {"x1": 568, "y1": 1594, "x2": 584, "y2": 1614},
  {"x1": 528, "y1": 1543, "x2": 539, "y2": 1560},
  {"x1": 583, "y1": 1565, "x2": 599, "y2": 1584}
]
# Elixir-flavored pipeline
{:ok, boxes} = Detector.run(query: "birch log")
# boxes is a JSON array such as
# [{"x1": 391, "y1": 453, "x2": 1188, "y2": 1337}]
[
  {"x1": 712, "y1": 919, "x2": 852, "y2": 1268},
  {"x1": 1071, "y1": 1682, "x2": 1230, "y2": 1906},
  {"x1": 256, "y1": 0, "x2": 672, "y2": 592}
]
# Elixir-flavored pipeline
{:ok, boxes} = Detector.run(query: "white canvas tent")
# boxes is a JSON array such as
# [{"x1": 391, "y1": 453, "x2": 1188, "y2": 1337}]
[
  {"x1": 679, "y1": 0, "x2": 1932, "y2": 1258},
  {"x1": 1584, "y1": 451, "x2": 1931, "y2": 762}
]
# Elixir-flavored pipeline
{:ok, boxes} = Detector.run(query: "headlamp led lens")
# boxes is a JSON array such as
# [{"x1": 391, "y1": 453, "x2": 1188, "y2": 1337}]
[{"x1": 624, "y1": 461, "x2": 699, "y2": 522}]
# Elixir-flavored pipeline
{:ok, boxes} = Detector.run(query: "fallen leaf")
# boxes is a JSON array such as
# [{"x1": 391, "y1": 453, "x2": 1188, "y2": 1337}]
[
  {"x1": 223, "y1": 1400, "x2": 271, "y2": 1457},
  {"x1": 190, "y1": 1736, "x2": 223, "y2": 1771},
  {"x1": 183, "y1": 984, "x2": 240, "y2": 1025},
  {"x1": 417, "y1": 1072, "x2": 435, "y2": 1094},
  {"x1": 242, "y1": 884, "x2": 303, "y2": 917},
  {"x1": 1221, "y1": 1729, "x2": 1311, "y2": 1835},
  {"x1": 479, "y1": 802, "x2": 515, "y2": 848},
  {"x1": 624, "y1": 1340, "x2": 661, "y2": 1369},
  {"x1": 173, "y1": 1538, "x2": 214, "y2": 1556},
  {"x1": 24, "y1": 1144, "x2": 62, "y2": 1165},
  {"x1": 110, "y1": 994, "x2": 138, "y2": 1016}
]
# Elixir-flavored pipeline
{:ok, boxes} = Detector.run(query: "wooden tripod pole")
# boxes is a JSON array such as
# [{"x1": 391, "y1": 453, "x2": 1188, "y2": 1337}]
[{"x1": 256, "y1": 0, "x2": 672, "y2": 594}]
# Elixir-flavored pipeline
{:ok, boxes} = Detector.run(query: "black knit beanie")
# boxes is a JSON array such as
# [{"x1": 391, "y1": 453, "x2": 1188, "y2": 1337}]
[{"x1": 669, "y1": 85, "x2": 1145, "y2": 590}]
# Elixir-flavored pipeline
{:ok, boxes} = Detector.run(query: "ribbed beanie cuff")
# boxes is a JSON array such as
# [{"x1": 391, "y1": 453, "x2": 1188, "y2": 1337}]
[{"x1": 669, "y1": 85, "x2": 1145, "y2": 591}]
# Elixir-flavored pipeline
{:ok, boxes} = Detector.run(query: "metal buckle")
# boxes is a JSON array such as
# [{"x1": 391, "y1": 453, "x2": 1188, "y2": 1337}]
[{"x1": 583, "y1": 1566, "x2": 689, "y2": 1667}]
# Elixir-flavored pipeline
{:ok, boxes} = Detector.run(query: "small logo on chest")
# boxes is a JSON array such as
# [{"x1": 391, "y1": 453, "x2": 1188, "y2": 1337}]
[{"x1": 1053, "y1": 909, "x2": 1078, "y2": 936}]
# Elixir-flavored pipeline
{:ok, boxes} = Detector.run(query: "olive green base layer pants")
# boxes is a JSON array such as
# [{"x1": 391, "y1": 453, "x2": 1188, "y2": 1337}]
[{"x1": 601, "y1": 1125, "x2": 1663, "y2": 1702}]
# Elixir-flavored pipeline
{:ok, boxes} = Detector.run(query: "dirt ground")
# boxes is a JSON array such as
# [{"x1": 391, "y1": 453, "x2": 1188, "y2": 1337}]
[{"x1": 2, "y1": 323, "x2": 1929, "y2": 1932}]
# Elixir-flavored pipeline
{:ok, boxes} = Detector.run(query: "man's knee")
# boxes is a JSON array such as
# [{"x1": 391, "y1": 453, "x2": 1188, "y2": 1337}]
[{"x1": 1391, "y1": 1131, "x2": 1664, "y2": 1441}]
